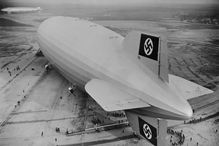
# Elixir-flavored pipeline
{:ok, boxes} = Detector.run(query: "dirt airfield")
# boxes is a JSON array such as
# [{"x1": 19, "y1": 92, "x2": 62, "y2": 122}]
[{"x1": 0, "y1": 12, "x2": 218, "y2": 146}]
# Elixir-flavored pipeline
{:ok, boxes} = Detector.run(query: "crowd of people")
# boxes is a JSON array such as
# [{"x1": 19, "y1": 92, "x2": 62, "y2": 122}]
[
  {"x1": 107, "y1": 112, "x2": 126, "y2": 117},
  {"x1": 187, "y1": 117, "x2": 203, "y2": 124},
  {"x1": 167, "y1": 128, "x2": 185, "y2": 146},
  {"x1": 6, "y1": 65, "x2": 20, "y2": 77}
]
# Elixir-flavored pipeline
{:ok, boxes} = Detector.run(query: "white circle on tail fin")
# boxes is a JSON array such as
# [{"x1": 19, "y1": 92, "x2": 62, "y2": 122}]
[
  {"x1": 144, "y1": 38, "x2": 153, "y2": 56},
  {"x1": 143, "y1": 123, "x2": 152, "y2": 139}
]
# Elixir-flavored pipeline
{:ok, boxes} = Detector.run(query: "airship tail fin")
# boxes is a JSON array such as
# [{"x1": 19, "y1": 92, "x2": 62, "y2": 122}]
[
  {"x1": 85, "y1": 79, "x2": 150, "y2": 111},
  {"x1": 169, "y1": 74, "x2": 214, "y2": 100},
  {"x1": 123, "y1": 31, "x2": 169, "y2": 82},
  {"x1": 125, "y1": 110, "x2": 168, "y2": 146}
]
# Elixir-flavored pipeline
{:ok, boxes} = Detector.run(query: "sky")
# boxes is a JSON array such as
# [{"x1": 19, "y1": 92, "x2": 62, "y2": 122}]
[
  {"x1": 59, "y1": 0, "x2": 217, "y2": 4},
  {"x1": 0, "y1": 0, "x2": 218, "y2": 10},
  {"x1": 1, "y1": 0, "x2": 218, "y2": 6}
]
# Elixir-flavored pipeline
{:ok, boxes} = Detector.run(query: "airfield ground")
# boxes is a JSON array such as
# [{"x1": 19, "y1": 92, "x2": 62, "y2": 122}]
[
  {"x1": 0, "y1": 50, "x2": 147, "y2": 146},
  {"x1": 0, "y1": 13, "x2": 218, "y2": 146}
]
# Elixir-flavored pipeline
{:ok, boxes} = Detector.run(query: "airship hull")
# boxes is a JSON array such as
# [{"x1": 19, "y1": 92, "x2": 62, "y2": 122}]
[
  {"x1": 38, "y1": 37, "x2": 91, "y2": 88},
  {"x1": 37, "y1": 16, "x2": 195, "y2": 120},
  {"x1": 1, "y1": 7, "x2": 41, "y2": 14}
]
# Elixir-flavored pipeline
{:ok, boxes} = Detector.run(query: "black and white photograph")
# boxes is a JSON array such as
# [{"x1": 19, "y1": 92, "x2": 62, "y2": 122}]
[{"x1": 0, "y1": 0, "x2": 218, "y2": 145}]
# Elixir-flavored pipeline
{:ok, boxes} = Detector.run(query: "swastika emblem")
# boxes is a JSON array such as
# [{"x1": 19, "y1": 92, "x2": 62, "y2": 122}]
[
  {"x1": 139, "y1": 34, "x2": 159, "y2": 61},
  {"x1": 144, "y1": 38, "x2": 153, "y2": 56},
  {"x1": 143, "y1": 123, "x2": 152, "y2": 139},
  {"x1": 138, "y1": 117, "x2": 157, "y2": 146}
]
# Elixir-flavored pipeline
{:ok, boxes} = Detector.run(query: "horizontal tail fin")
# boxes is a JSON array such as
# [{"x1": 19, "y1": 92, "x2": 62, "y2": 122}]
[
  {"x1": 169, "y1": 74, "x2": 214, "y2": 100},
  {"x1": 85, "y1": 79, "x2": 150, "y2": 111}
]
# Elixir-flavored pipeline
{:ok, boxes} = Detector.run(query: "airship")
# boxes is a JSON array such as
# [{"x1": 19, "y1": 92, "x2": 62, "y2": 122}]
[
  {"x1": 37, "y1": 16, "x2": 213, "y2": 145},
  {"x1": 1, "y1": 7, "x2": 41, "y2": 14}
]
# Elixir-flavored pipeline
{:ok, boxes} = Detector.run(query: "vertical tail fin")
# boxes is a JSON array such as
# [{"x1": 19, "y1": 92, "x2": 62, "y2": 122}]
[
  {"x1": 125, "y1": 110, "x2": 168, "y2": 146},
  {"x1": 123, "y1": 31, "x2": 168, "y2": 82}
]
